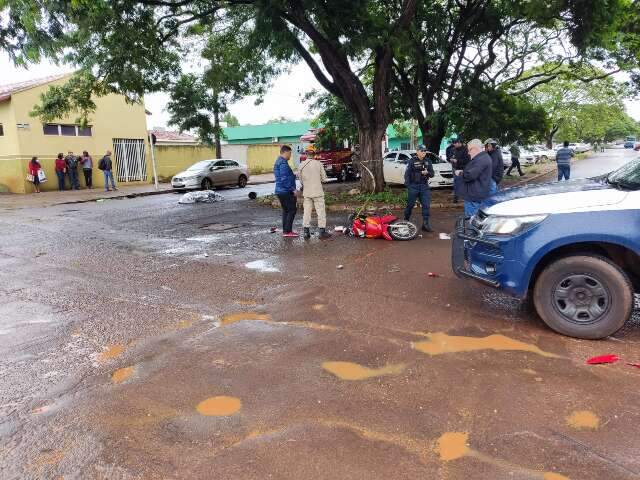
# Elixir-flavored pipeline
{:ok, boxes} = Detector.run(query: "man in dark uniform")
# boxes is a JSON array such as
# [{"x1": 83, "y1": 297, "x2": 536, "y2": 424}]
[
  {"x1": 450, "y1": 137, "x2": 470, "y2": 203},
  {"x1": 404, "y1": 144, "x2": 435, "y2": 232},
  {"x1": 484, "y1": 138, "x2": 504, "y2": 194}
]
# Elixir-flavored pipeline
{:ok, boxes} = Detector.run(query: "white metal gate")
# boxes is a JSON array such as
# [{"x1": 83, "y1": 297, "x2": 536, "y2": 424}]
[{"x1": 113, "y1": 138, "x2": 147, "y2": 182}]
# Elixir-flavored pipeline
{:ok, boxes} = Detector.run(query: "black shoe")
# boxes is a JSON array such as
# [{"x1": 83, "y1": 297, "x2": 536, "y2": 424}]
[
  {"x1": 303, "y1": 227, "x2": 311, "y2": 239},
  {"x1": 422, "y1": 224, "x2": 433, "y2": 233},
  {"x1": 318, "y1": 228, "x2": 331, "y2": 239}
]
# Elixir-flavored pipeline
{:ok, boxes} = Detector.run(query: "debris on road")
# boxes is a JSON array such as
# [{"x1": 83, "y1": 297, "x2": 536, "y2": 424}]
[
  {"x1": 270, "y1": 227, "x2": 277, "y2": 233},
  {"x1": 334, "y1": 226, "x2": 345, "y2": 233},
  {"x1": 388, "y1": 264, "x2": 400, "y2": 273},
  {"x1": 427, "y1": 272, "x2": 439, "y2": 278},
  {"x1": 336, "y1": 265, "x2": 344, "y2": 270},
  {"x1": 439, "y1": 233, "x2": 452, "y2": 240},
  {"x1": 248, "y1": 191, "x2": 257, "y2": 200},
  {"x1": 178, "y1": 191, "x2": 224, "y2": 204},
  {"x1": 586, "y1": 354, "x2": 619, "y2": 365},
  {"x1": 627, "y1": 363, "x2": 640, "y2": 369}
]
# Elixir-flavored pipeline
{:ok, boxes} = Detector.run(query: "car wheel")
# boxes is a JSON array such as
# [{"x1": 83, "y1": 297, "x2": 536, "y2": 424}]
[
  {"x1": 541, "y1": 155, "x2": 548, "y2": 163},
  {"x1": 337, "y1": 167, "x2": 347, "y2": 183},
  {"x1": 238, "y1": 175, "x2": 248, "y2": 188},
  {"x1": 201, "y1": 178, "x2": 213, "y2": 190},
  {"x1": 533, "y1": 255, "x2": 633, "y2": 339}
]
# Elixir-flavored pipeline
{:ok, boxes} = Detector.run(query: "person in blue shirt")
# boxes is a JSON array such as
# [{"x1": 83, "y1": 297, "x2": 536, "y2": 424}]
[
  {"x1": 274, "y1": 145, "x2": 299, "y2": 237},
  {"x1": 556, "y1": 141, "x2": 574, "y2": 181}
]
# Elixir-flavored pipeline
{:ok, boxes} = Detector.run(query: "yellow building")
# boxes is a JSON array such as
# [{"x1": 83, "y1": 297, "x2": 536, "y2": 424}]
[{"x1": 0, "y1": 74, "x2": 151, "y2": 193}]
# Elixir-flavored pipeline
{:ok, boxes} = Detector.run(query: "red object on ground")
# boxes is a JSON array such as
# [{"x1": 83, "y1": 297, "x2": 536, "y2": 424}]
[
  {"x1": 586, "y1": 354, "x2": 619, "y2": 365},
  {"x1": 427, "y1": 272, "x2": 439, "y2": 278},
  {"x1": 627, "y1": 363, "x2": 640, "y2": 369}
]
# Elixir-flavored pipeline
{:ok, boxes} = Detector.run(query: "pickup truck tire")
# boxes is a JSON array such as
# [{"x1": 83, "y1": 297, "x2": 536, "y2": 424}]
[{"x1": 533, "y1": 255, "x2": 633, "y2": 339}]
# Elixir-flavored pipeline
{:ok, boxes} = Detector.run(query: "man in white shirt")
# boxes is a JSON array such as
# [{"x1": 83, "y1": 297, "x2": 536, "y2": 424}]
[{"x1": 298, "y1": 157, "x2": 331, "y2": 239}]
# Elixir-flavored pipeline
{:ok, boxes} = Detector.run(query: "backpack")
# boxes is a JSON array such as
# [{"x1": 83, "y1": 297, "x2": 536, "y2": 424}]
[{"x1": 98, "y1": 157, "x2": 107, "y2": 171}]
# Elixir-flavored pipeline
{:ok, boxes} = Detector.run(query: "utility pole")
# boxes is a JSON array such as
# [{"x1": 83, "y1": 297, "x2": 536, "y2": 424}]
[{"x1": 149, "y1": 133, "x2": 159, "y2": 190}]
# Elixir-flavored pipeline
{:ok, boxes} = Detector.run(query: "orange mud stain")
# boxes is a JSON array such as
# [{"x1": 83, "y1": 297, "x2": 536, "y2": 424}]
[
  {"x1": 30, "y1": 449, "x2": 65, "y2": 468},
  {"x1": 288, "y1": 321, "x2": 337, "y2": 332},
  {"x1": 566, "y1": 410, "x2": 599, "y2": 430},
  {"x1": 176, "y1": 320, "x2": 193, "y2": 329},
  {"x1": 196, "y1": 396, "x2": 242, "y2": 416},
  {"x1": 111, "y1": 366, "x2": 134, "y2": 384},
  {"x1": 436, "y1": 432, "x2": 469, "y2": 461},
  {"x1": 312, "y1": 304, "x2": 326, "y2": 311},
  {"x1": 220, "y1": 312, "x2": 271, "y2": 326},
  {"x1": 544, "y1": 473, "x2": 571, "y2": 480},
  {"x1": 322, "y1": 361, "x2": 406, "y2": 380},
  {"x1": 98, "y1": 344, "x2": 124, "y2": 362},
  {"x1": 412, "y1": 332, "x2": 558, "y2": 358}
]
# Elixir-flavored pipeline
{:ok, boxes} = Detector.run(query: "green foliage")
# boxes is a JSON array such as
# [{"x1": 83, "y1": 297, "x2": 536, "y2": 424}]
[
  {"x1": 448, "y1": 86, "x2": 549, "y2": 145},
  {"x1": 266, "y1": 116, "x2": 293, "y2": 124},
  {"x1": 324, "y1": 188, "x2": 407, "y2": 206},
  {"x1": 223, "y1": 113, "x2": 240, "y2": 127},
  {"x1": 306, "y1": 91, "x2": 358, "y2": 149}
]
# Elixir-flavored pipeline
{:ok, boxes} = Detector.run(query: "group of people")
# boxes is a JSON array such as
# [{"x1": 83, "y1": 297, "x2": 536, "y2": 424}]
[
  {"x1": 27, "y1": 150, "x2": 118, "y2": 193},
  {"x1": 274, "y1": 136, "x2": 577, "y2": 236}
]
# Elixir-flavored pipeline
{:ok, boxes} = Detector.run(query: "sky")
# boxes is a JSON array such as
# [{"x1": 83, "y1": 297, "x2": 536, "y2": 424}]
[{"x1": 1, "y1": 53, "x2": 639, "y2": 129}]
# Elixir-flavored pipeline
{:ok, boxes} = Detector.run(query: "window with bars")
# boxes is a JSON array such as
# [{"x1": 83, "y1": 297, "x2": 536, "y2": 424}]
[
  {"x1": 43, "y1": 124, "x2": 92, "y2": 136},
  {"x1": 0, "y1": 123, "x2": 4, "y2": 136}
]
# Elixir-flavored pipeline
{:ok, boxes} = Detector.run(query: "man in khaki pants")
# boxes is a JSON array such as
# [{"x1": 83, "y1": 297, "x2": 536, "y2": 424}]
[{"x1": 299, "y1": 156, "x2": 331, "y2": 239}]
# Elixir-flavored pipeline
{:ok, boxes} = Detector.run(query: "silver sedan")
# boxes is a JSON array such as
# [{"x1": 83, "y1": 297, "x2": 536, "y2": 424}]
[{"x1": 171, "y1": 159, "x2": 250, "y2": 190}]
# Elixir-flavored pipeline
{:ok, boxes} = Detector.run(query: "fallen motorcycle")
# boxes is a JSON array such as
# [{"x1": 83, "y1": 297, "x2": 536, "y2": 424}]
[{"x1": 347, "y1": 210, "x2": 418, "y2": 241}]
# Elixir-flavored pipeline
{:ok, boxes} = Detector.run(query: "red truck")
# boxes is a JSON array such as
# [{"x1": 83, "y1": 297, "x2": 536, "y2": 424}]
[{"x1": 299, "y1": 128, "x2": 358, "y2": 182}]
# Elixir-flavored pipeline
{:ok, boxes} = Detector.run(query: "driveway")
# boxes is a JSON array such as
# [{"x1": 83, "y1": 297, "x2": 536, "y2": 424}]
[{"x1": 0, "y1": 156, "x2": 639, "y2": 480}]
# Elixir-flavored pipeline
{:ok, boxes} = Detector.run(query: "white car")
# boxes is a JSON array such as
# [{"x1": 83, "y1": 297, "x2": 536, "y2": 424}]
[
  {"x1": 383, "y1": 150, "x2": 453, "y2": 187},
  {"x1": 171, "y1": 159, "x2": 249, "y2": 190},
  {"x1": 520, "y1": 148, "x2": 537, "y2": 166},
  {"x1": 531, "y1": 146, "x2": 556, "y2": 162}
]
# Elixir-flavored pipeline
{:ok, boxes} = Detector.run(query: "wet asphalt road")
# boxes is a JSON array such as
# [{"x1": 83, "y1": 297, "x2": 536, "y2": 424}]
[{"x1": 0, "y1": 149, "x2": 639, "y2": 480}]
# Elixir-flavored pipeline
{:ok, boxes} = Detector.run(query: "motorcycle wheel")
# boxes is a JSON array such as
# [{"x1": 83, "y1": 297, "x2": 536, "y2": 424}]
[{"x1": 388, "y1": 220, "x2": 418, "y2": 241}]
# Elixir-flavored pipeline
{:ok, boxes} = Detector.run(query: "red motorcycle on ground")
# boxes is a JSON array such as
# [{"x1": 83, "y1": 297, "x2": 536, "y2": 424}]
[{"x1": 347, "y1": 210, "x2": 418, "y2": 241}]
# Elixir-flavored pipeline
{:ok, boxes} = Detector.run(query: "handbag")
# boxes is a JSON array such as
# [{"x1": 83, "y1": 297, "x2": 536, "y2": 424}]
[
  {"x1": 26, "y1": 174, "x2": 34, "y2": 182},
  {"x1": 38, "y1": 169, "x2": 47, "y2": 183}
]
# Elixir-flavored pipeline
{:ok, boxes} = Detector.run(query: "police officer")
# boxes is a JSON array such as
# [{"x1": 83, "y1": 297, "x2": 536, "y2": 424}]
[{"x1": 404, "y1": 144, "x2": 435, "y2": 232}]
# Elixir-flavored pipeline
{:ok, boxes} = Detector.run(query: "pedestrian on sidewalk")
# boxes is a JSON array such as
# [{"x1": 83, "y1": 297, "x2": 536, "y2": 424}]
[
  {"x1": 298, "y1": 155, "x2": 330, "y2": 239},
  {"x1": 506, "y1": 144, "x2": 525, "y2": 176},
  {"x1": 81, "y1": 151, "x2": 93, "y2": 188},
  {"x1": 274, "y1": 145, "x2": 299, "y2": 237},
  {"x1": 404, "y1": 144, "x2": 435, "y2": 232},
  {"x1": 98, "y1": 150, "x2": 117, "y2": 191},
  {"x1": 28, "y1": 156, "x2": 42, "y2": 193},
  {"x1": 556, "y1": 141, "x2": 574, "y2": 181},
  {"x1": 450, "y1": 137, "x2": 470, "y2": 204},
  {"x1": 55, "y1": 153, "x2": 67, "y2": 191},
  {"x1": 484, "y1": 138, "x2": 504, "y2": 193},
  {"x1": 65, "y1": 151, "x2": 80, "y2": 190},
  {"x1": 455, "y1": 139, "x2": 492, "y2": 218}
]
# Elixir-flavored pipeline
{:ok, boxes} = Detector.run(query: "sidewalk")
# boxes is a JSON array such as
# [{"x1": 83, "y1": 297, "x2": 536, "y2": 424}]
[{"x1": 0, "y1": 173, "x2": 276, "y2": 209}]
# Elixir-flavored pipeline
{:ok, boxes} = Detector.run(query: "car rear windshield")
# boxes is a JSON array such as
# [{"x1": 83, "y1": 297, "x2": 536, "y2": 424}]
[
  {"x1": 607, "y1": 159, "x2": 640, "y2": 190},
  {"x1": 187, "y1": 161, "x2": 212, "y2": 171}
]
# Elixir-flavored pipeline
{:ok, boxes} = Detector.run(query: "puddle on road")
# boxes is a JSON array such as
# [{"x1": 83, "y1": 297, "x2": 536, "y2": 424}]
[
  {"x1": 435, "y1": 432, "x2": 570, "y2": 479},
  {"x1": 176, "y1": 320, "x2": 193, "y2": 329},
  {"x1": 436, "y1": 432, "x2": 469, "y2": 461},
  {"x1": 245, "y1": 260, "x2": 280, "y2": 273},
  {"x1": 112, "y1": 366, "x2": 134, "y2": 384},
  {"x1": 312, "y1": 304, "x2": 326, "y2": 311},
  {"x1": 566, "y1": 410, "x2": 599, "y2": 430},
  {"x1": 412, "y1": 332, "x2": 558, "y2": 358},
  {"x1": 322, "y1": 361, "x2": 406, "y2": 381},
  {"x1": 220, "y1": 312, "x2": 272, "y2": 326},
  {"x1": 98, "y1": 344, "x2": 124, "y2": 362},
  {"x1": 196, "y1": 396, "x2": 242, "y2": 416}
]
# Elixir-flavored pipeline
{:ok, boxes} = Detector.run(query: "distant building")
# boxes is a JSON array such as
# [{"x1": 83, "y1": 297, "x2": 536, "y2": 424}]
[{"x1": 0, "y1": 74, "x2": 151, "y2": 193}]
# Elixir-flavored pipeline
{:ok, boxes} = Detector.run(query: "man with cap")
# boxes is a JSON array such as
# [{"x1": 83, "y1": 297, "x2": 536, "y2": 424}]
[
  {"x1": 484, "y1": 138, "x2": 504, "y2": 194},
  {"x1": 404, "y1": 144, "x2": 435, "y2": 232}
]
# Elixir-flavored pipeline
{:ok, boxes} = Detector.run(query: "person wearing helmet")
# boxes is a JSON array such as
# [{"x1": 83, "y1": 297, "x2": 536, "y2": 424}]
[
  {"x1": 404, "y1": 144, "x2": 435, "y2": 232},
  {"x1": 484, "y1": 138, "x2": 504, "y2": 194}
]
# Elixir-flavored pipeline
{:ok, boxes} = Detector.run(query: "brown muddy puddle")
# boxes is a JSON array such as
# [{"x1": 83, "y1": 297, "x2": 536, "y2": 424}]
[
  {"x1": 322, "y1": 361, "x2": 405, "y2": 380},
  {"x1": 220, "y1": 312, "x2": 271, "y2": 326},
  {"x1": 98, "y1": 344, "x2": 124, "y2": 362},
  {"x1": 435, "y1": 432, "x2": 570, "y2": 479},
  {"x1": 413, "y1": 332, "x2": 558, "y2": 358},
  {"x1": 111, "y1": 366, "x2": 134, "y2": 384},
  {"x1": 196, "y1": 396, "x2": 242, "y2": 416},
  {"x1": 566, "y1": 410, "x2": 599, "y2": 430}
]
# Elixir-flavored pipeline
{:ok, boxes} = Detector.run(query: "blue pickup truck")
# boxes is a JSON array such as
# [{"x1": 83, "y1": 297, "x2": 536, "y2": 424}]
[{"x1": 453, "y1": 158, "x2": 640, "y2": 339}]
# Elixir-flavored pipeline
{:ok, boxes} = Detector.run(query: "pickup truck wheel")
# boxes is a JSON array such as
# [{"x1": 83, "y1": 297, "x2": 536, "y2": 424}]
[{"x1": 533, "y1": 255, "x2": 633, "y2": 339}]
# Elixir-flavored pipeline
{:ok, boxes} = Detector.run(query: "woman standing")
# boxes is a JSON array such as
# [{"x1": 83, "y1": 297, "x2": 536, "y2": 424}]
[
  {"x1": 28, "y1": 156, "x2": 42, "y2": 193},
  {"x1": 81, "y1": 150, "x2": 93, "y2": 188},
  {"x1": 54, "y1": 153, "x2": 67, "y2": 191}
]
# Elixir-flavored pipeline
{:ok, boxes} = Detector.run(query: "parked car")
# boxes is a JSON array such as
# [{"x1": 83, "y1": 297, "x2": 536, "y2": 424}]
[
  {"x1": 171, "y1": 159, "x2": 249, "y2": 190},
  {"x1": 531, "y1": 146, "x2": 556, "y2": 162},
  {"x1": 383, "y1": 150, "x2": 453, "y2": 187},
  {"x1": 453, "y1": 158, "x2": 640, "y2": 339},
  {"x1": 501, "y1": 148, "x2": 512, "y2": 169}
]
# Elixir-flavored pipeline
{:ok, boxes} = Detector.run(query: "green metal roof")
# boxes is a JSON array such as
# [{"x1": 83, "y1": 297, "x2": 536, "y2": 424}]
[{"x1": 224, "y1": 121, "x2": 313, "y2": 141}]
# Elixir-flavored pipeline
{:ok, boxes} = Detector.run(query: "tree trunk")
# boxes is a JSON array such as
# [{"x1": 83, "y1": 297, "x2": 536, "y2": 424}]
[
  {"x1": 546, "y1": 125, "x2": 559, "y2": 149},
  {"x1": 358, "y1": 127, "x2": 386, "y2": 193},
  {"x1": 213, "y1": 104, "x2": 222, "y2": 159},
  {"x1": 419, "y1": 115, "x2": 446, "y2": 155}
]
